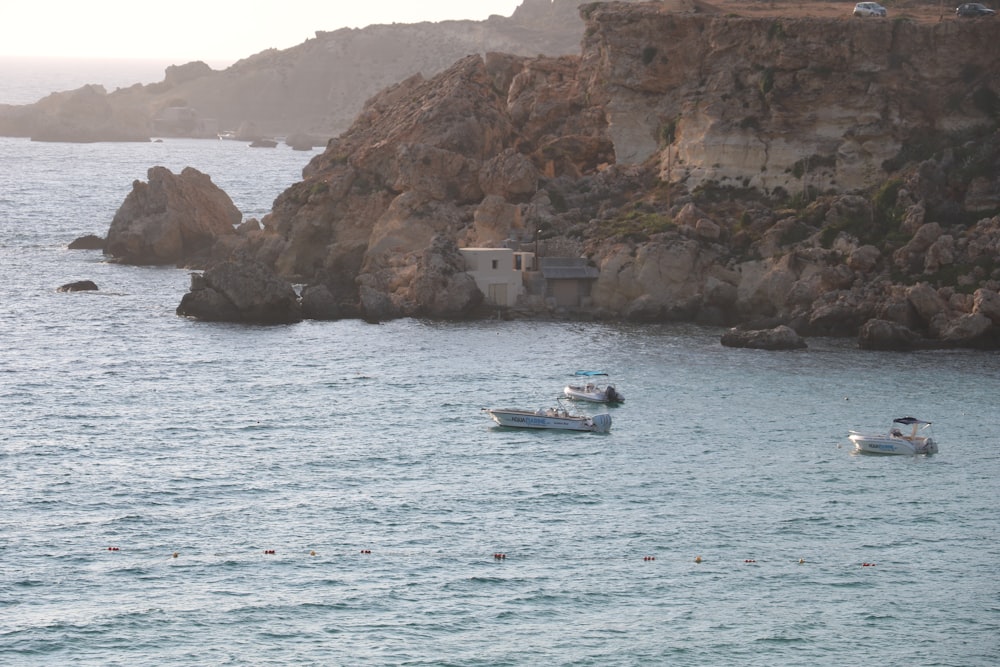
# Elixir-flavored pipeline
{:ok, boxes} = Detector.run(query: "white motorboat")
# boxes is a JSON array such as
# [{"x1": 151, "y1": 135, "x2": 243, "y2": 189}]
[
  {"x1": 848, "y1": 417, "x2": 938, "y2": 455},
  {"x1": 483, "y1": 407, "x2": 612, "y2": 433},
  {"x1": 563, "y1": 382, "x2": 624, "y2": 403},
  {"x1": 563, "y1": 370, "x2": 624, "y2": 403}
]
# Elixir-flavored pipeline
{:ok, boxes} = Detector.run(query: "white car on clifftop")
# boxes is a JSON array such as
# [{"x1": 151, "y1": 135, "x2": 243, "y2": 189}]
[{"x1": 853, "y1": 2, "x2": 887, "y2": 16}]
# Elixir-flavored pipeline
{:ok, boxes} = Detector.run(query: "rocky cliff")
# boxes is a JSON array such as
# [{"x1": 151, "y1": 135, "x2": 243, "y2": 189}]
[
  {"x1": 0, "y1": 0, "x2": 643, "y2": 142},
  {"x1": 582, "y1": 3, "x2": 1000, "y2": 192},
  {"x1": 174, "y1": 2, "x2": 1000, "y2": 348}
]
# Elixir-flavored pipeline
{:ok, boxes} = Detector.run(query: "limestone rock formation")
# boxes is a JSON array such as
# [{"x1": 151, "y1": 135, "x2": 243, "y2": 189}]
[
  {"x1": 188, "y1": 6, "x2": 1000, "y2": 349},
  {"x1": 105, "y1": 166, "x2": 241, "y2": 266},
  {"x1": 225, "y1": 51, "x2": 606, "y2": 320},
  {"x1": 177, "y1": 261, "x2": 302, "y2": 324},
  {"x1": 90, "y1": 2, "x2": 993, "y2": 348},
  {"x1": 582, "y1": 4, "x2": 1000, "y2": 193}
]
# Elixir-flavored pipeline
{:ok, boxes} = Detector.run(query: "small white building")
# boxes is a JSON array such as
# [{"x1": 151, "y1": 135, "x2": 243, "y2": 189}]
[{"x1": 459, "y1": 248, "x2": 534, "y2": 307}]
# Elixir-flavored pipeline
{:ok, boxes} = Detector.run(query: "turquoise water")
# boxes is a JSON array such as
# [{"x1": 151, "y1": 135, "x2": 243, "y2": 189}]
[{"x1": 1, "y1": 135, "x2": 999, "y2": 665}]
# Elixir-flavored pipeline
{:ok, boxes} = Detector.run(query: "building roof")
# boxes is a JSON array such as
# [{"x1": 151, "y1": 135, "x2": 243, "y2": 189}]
[{"x1": 539, "y1": 257, "x2": 599, "y2": 280}]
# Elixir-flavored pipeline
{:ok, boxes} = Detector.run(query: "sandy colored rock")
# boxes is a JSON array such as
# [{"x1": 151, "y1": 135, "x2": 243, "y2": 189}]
[{"x1": 105, "y1": 166, "x2": 240, "y2": 266}]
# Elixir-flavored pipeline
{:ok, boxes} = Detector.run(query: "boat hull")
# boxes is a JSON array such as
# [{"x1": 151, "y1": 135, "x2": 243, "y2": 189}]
[
  {"x1": 848, "y1": 432, "x2": 937, "y2": 455},
  {"x1": 484, "y1": 409, "x2": 611, "y2": 433}
]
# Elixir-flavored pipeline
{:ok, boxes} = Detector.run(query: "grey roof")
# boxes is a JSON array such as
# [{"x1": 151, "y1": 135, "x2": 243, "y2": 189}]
[{"x1": 539, "y1": 257, "x2": 599, "y2": 280}]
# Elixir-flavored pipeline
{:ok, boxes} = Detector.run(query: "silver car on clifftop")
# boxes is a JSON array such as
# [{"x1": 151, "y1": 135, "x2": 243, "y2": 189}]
[
  {"x1": 853, "y1": 2, "x2": 888, "y2": 16},
  {"x1": 956, "y1": 3, "x2": 997, "y2": 16}
]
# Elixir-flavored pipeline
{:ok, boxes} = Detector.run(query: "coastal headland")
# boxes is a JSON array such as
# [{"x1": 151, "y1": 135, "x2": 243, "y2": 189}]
[{"x1": 47, "y1": 1, "x2": 1000, "y2": 348}]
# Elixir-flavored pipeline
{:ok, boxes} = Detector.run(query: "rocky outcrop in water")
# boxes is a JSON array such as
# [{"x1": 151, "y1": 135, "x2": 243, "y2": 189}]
[
  {"x1": 176, "y1": 261, "x2": 302, "y2": 324},
  {"x1": 104, "y1": 166, "x2": 241, "y2": 266},
  {"x1": 57, "y1": 280, "x2": 99, "y2": 292},
  {"x1": 720, "y1": 325, "x2": 807, "y2": 350},
  {"x1": 68, "y1": 235, "x2": 105, "y2": 250}
]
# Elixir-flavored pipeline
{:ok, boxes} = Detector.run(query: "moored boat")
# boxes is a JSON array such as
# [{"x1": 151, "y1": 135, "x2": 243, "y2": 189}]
[
  {"x1": 563, "y1": 370, "x2": 624, "y2": 403},
  {"x1": 483, "y1": 407, "x2": 612, "y2": 433},
  {"x1": 563, "y1": 382, "x2": 624, "y2": 403},
  {"x1": 848, "y1": 417, "x2": 938, "y2": 455}
]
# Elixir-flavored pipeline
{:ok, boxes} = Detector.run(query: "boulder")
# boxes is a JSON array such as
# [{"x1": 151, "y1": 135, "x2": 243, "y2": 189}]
[
  {"x1": 805, "y1": 301, "x2": 867, "y2": 337},
  {"x1": 695, "y1": 218, "x2": 721, "y2": 240},
  {"x1": 300, "y1": 283, "x2": 341, "y2": 320},
  {"x1": 907, "y1": 283, "x2": 948, "y2": 327},
  {"x1": 57, "y1": 280, "x2": 98, "y2": 292},
  {"x1": 857, "y1": 318, "x2": 922, "y2": 351},
  {"x1": 105, "y1": 166, "x2": 241, "y2": 266},
  {"x1": 941, "y1": 313, "x2": 995, "y2": 348},
  {"x1": 894, "y1": 222, "x2": 942, "y2": 274},
  {"x1": 972, "y1": 288, "x2": 1000, "y2": 325},
  {"x1": 847, "y1": 245, "x2": 880, "y2": 273},
  {"x1": 924, "y1": 234, "x2": 954, "y2": 273},
  {"x1": 68, "y1": 234, "x2": 105, "y2": 250},
  {"x1": 177, "y1": 260, "x2": 302, "y2": 323},
  {"x1": 409, "y1": 235, "x2": 484, "y2": 319},
  {"x1": 478, "y1": 148, "x2": 539, "y2": 199},
  {"x1": 720, "y1": 325, "x2": 806, "y2": 350}
]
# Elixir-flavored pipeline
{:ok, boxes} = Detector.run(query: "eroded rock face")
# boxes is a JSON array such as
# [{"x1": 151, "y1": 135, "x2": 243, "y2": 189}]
[
  {"x1": 105, "y1": 166, "x2": 241, "y2": 266},
  {"x1": 177, "y1": 261, "x2": 302, "y2": 324},
  {"x1": 580, "y1": 6, "x2": 1000, "y2": 193},
  {"x1": 227, "y1": 52, "x2": 607, "y2": 319}
]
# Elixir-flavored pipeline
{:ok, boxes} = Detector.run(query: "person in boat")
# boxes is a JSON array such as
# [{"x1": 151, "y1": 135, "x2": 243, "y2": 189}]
[{"x1": 890, "y1": 428, "x2": 903, "y2": 437}]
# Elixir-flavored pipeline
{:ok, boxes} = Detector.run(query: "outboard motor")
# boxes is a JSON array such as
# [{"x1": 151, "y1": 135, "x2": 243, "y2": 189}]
[
  {"x1": 590, "y1": 414, "x2": 612, "y2": 432},
  {"x1": 606, "y1": 386, "x2": 622, "y2": 403}
]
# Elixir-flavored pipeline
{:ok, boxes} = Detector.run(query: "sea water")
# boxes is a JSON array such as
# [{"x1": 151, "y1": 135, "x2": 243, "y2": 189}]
[{"x1": 1, "y1": 93, "x2": 999, "y2": 665}]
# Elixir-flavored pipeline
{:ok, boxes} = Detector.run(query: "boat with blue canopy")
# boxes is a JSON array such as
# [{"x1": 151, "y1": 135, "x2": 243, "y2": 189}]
[
  {"x1": 848, "y1": 417, "x2": 938, "y2": 455},
  {"x1": 564, "y1": 371, "x2": 624, "y2": 403}
]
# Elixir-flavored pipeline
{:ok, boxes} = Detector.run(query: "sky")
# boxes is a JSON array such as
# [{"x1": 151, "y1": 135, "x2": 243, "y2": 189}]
[{"x1": 0, "y1": 0, "x2": 525, "y2": 63}]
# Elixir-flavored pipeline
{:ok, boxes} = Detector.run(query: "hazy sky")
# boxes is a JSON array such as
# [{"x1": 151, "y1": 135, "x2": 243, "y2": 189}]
[{"x1": 1, "y1": 1, "x2": 525, "y2": 62}]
